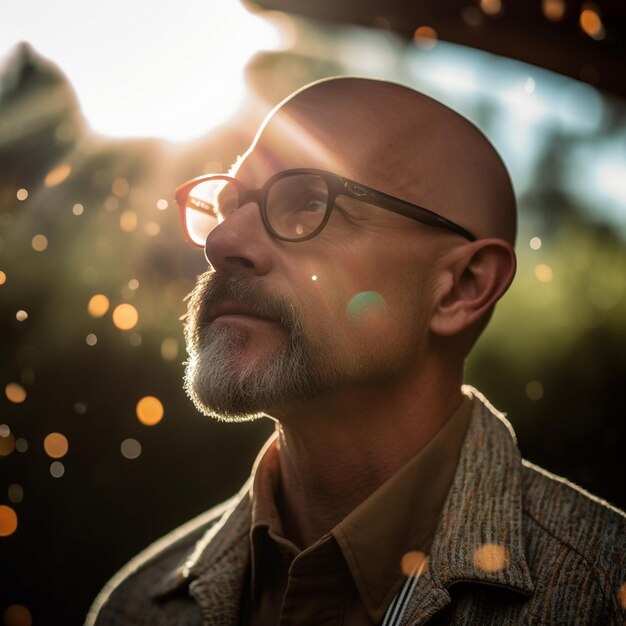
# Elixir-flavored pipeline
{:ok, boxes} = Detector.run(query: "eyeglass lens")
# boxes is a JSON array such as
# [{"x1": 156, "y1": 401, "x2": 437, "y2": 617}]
[
  {"x1": 266, "y1": 173, "x2": 328, "y2": 239},
  {"x1": 184, "y1": 173, "x2": 330, "y2": 245}
]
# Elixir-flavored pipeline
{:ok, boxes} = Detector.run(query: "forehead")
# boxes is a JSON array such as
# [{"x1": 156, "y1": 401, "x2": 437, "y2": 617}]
[{"x1": 233, "y1": 100, "x2": 382, "y2": 187}]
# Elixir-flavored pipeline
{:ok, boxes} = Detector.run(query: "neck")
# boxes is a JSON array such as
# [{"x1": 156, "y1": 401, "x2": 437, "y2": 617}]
[{"x1": 272, "y1": 363, "x2": 464, "y2": 549}]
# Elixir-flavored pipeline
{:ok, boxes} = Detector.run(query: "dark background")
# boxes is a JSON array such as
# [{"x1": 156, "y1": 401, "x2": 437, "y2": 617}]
[{"x1": 1, "y1": 3, "x2": 625, "y2": 624}]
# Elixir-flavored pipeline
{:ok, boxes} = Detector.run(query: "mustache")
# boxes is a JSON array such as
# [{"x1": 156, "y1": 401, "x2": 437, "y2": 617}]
[{"x1": 184, "y1": 270, "x2": 301, "y2": 342}]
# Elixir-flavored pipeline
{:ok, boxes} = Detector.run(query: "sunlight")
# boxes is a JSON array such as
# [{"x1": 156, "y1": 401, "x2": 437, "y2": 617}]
[
  {"x1": 0, "y1": 1, "x2": 281, "y2": 141},
  {"x1": 595, "y1": 162, "x2": 626, "y2": 205},
  {"x1": 500, "y1": 82, "x2": 548, "y2": 124}
]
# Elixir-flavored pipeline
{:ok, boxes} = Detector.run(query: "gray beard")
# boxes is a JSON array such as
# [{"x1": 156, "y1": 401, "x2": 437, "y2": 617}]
[{"x1": 183, "y1": 271, "x2": 326, "y2": 421}]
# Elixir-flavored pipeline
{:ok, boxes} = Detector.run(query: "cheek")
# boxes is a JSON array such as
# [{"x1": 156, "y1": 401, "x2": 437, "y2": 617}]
[
  {"x1": 298, "y1": 266, "x2": 433, "y2": 355},
  {"x1": 283, "y1": 238, "x2": 436, "y2": 348}
]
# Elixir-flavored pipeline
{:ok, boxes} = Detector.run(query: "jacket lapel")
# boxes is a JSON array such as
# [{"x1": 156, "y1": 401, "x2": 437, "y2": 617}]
[
  {"x1": 153, "y1": 482, "x2": 252, "y2": 626},
  {"x1": 400, "y1": 388, "x2": 534, "y2": 625},
  {"x1": 187, "y1": 489, "x2": 251, "y2": 626}
]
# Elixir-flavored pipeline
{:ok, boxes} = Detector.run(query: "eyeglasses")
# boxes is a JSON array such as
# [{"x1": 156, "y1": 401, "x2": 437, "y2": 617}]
[{"x1": 175, "y1": 168, "x2": 477, "y2": 246}]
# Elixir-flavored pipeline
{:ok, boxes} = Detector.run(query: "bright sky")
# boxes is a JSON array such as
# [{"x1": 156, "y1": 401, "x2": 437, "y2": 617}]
[{"x1": 0, "y1": 0, "x2": 281, "y2": 141}]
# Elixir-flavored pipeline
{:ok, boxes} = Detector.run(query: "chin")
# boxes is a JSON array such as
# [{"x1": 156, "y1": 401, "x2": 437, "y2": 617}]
[
  {"x1": 183, "y1": 347, "x2": 268, "y2": 423},
  {"x1": 182, "y1": 320, "x2": 327, "y2": 423}
]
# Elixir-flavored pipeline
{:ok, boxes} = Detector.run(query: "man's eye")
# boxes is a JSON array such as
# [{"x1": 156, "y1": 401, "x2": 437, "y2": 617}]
[{"x1": 297, "y1": 194, "x2": 326, "y2": 213}]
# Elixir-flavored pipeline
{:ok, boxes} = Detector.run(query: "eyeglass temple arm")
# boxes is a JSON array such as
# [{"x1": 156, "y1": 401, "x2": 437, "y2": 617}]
[{"x1": 339, "y1": 181, "x2": 477, "y2": 242}]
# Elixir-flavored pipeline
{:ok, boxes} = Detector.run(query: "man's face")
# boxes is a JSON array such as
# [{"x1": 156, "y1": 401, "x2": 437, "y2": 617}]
[{"x1": 184, "y1": 110, "x2": 443, "y2": 421}]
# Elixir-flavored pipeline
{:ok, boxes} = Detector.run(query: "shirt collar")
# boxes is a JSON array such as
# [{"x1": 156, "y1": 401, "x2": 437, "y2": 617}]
[
  {"x1": 247, "y1": 396, "x2": 472, "y2": 624},
  {"x1": 331, "y1": 394, "x2": 473, "y2": 623},
  {"x1": 249, "y1": 430, "x2": 286, "y2": 540},
  {"x1": 248, "y1": 431, "x2": 302, "y2": 602}
]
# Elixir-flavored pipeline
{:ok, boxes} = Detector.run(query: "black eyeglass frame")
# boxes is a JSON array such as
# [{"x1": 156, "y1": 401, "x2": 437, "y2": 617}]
[{"x1": 175, "y1": 168, "x2": 477, "y2": 246}]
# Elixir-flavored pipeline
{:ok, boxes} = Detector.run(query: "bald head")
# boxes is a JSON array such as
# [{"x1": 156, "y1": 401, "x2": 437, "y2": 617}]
[{"x1": 248, "y1": 77, "x2": 516, "y2": 244}]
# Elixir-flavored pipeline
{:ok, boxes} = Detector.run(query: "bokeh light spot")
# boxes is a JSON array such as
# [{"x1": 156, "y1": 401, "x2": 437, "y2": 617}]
[
  {"x1": 74, "y1": 402, "x2": 88, "y2": 415},
  {"x1": 617, "y1": 582, "x2": 626, "y2": 610},
  {"x1": 480, "y1": 0, "x2": 503, "y2": 15},
  {"x1": 120, "y1": 210, "x2": 138, "y2": 232},
  {"x1": 44, "y1": 432, "x2": 69, "y2": 459},
  {"x1": 400, "y1": 550, "x2": 428, "y2": 577},
  {"x1": 112, "y1": 303, "x2": 139, "y2": 330},
  {"x1": 160, "y1": 338, "x2": 179, "y2": 361},
  {"x1": 15, "y1": 439, "x2": 28, "y2": 453},
  {"x1": 534, "y1": 264, "x2": 553, "y2": 283},
  {"x1": 72, "y1": 203, "x2": 84, "y2": 215},
  {"x1": 473, "y1": 543, "x2": 509, "y2": 573},
  {"x1": 462, "y1": 6, "x2": 484, "y2": 26},
  {"x1": 136, "y1": 396, "x2": 164, "y2": 426},
  {"x1": 5, "y1": 383, "x2": 26, "y2": 404},
  {"x1": 145, "y1": 221, "x2": 161, "y2": 236},
  {"x1": 31, "y1": 234, "x2": 48, "y2": 252},
  {"x1": 128, "y1": 279, "x2": 139, "y2": 290},
  {"x1": 156, "y1": 198, "x2": 168, "y2": 210},
  {"x1": 44, "y1": 163, "x2": 72, "y2": 187},
  {"x1": 86, "y1": 333, "x2": 98, "y2": 346},
  {"x1": 8, "y1": 484, "x2": 24, "y2": 504},
  {"x1": 0, "y1": 271, "x2": 6, "y2": 285},
  {"x1": 112, "y1": 177, "x2": 130, "y2": 198},
  {"x1": 346, "y1": 291, "x2": 387, "y2": 323},
  {"x1": 311, "y1": 275, "x2": 318, "y2": 281},
  {"x1": 413, "y1": 26, "x2": 438, "y2": 50},
  {"x1": 3, "y1": 604, "x2": 32, "y2": 626},
  {"x1": 105, "y1": 196, "x2": 119, "y2": 212},
  {"x1": 50, "y1": 461, "x2": 65, "y2": 478},
  {"x1": 129, "y1": 332, "x2": 142, "y2": 347},
  {"x1": 121, "y1": 438, "x2": 142, "y2": 459},
  {"x1": 16, "y1": 310, "x2": 28, "y2": 322},
  {"x1": 529, "y1": 236, "x2": 542, "y2": 250},
  {"x1": 0, "y1": 433, "x2": 16, "y2": 457},
  {"x1": 16, "y1": 188, "x2": 28, "y2": 201},
  {"x1": 0, "y1": 505, "x2": 18, "y2": 536},
  {"x1": 542, "y1": 0, "x2": 565, "y2": 20},
  {"x1": 0, "y1": 424, "x2": 9, "y2": 438},
  {"x1": 526, "y1": 380, "x2": 544, "y2": 400},
  {"x1": 88, "y1": 294, "x2": 110, "y2": 317},
  {"x1": 580, "y1": 5, "x2": 605, "y2": 39}
]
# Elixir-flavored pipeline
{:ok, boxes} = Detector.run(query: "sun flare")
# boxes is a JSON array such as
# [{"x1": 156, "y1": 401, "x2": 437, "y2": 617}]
[{"x1": 0, "y1": 0, "x2": 281, "y2": 141}]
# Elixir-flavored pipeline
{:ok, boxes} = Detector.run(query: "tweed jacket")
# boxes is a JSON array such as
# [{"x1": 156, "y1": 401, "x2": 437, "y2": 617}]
[{"x1": 86, "y1": 390, "x2": 626, "y2": 625}]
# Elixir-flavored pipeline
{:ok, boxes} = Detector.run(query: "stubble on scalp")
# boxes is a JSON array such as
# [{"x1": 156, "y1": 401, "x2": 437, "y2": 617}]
[{"x1": 183, "y1": 270, "x2": 327, "y2": 422}]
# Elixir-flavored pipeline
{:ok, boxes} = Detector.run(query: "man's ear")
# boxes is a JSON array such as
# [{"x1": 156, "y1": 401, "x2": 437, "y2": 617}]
[{"x1": 429, "y1": 239, "x2": 516, "y2": 337}]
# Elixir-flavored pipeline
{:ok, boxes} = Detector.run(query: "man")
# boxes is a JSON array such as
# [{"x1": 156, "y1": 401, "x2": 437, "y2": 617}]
[{"x1": 87, "y1": 78, "x2": 626, "y2": 625}]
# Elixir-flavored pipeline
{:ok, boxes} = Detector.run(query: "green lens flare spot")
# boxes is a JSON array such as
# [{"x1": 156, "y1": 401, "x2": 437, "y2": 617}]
[{"x1": 346, "y1": 291, "x2": 387, "y2": 322}]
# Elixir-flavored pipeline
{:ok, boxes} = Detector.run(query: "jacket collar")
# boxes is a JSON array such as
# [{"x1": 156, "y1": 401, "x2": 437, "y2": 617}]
[
  {"x1": 400, "y1": 386, "x2": 534, "y2": 624},
  {"x1": 153, "y1": 480, "x2": 252, "y2": 624},
  {"x1": 151, "y1": 387, "x2": 534, "y2": 625}
]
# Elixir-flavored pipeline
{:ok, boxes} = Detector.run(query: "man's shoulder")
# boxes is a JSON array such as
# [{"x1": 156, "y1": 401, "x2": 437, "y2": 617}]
[
  {"x1": 521, "y1": 459, "x2": 625, "y2": 547},
  {"x1": 85, "y1": 494, "x2": 241, "y2": 625},
  {"x1": 520, "y1": 459, "x2": 626, "y2": 614}
]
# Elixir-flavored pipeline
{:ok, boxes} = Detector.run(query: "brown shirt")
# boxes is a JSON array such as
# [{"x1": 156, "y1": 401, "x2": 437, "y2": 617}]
[{"x1": 242, "y1": 396, "x2": 472, "y2": 625}]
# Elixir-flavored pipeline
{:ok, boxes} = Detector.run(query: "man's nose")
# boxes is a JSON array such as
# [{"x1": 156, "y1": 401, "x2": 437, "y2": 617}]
[{"x1": 204, "y1": 203, "x2": 274, "y2": 275}]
